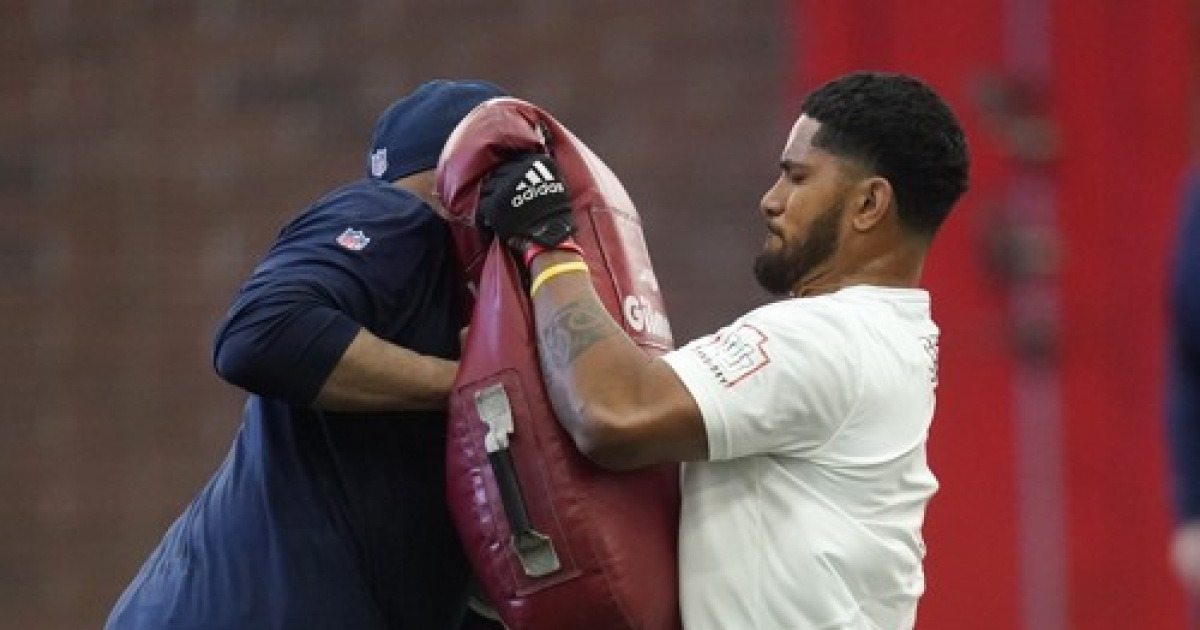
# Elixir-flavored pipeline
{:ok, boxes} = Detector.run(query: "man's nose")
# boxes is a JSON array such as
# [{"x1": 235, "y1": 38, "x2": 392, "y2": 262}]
[{"x1": 760, "y1": 179, "x2": 785, "y2": 218}]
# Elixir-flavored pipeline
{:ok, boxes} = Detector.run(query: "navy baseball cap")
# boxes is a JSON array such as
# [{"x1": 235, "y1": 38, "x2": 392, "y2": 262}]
[{"x1": 366, "y1": 79, "x2": 507, "y2": 182}]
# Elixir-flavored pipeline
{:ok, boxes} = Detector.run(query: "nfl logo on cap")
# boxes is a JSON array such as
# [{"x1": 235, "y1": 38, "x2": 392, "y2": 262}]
[
  {"x1": 369, "y1": 149, "x2": 388, "y2": 179},
  {"x1": 336, "y1": 227, "x2": 371, "y2": 251}
]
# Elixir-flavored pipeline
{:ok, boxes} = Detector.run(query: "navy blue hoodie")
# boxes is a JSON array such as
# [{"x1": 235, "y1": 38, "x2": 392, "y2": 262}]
[{"x1": 107, "y1": 179, "x2": 469, "y2": 629}]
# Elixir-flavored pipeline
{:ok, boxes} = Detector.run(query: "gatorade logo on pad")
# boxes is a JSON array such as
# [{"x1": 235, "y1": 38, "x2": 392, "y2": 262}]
[{"x1": 622, "y1": 295, "x2": 671, "y2": 339}]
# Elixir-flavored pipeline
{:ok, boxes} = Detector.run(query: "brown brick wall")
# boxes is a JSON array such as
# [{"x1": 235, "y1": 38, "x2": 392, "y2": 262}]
[{"x1": 1, "y1": 2, "x2": 785, "y2": 627}]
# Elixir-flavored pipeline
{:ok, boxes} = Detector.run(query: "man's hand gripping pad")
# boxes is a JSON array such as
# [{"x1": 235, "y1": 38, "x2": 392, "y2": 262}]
[{"x1": 436, "y1": 99, "x2": 681, "y2": 630}]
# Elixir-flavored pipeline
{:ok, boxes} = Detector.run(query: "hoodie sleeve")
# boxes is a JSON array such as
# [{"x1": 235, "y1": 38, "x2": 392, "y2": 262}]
[{"x1": 212, "y1": 184, "x2": 446, "y2": 406}]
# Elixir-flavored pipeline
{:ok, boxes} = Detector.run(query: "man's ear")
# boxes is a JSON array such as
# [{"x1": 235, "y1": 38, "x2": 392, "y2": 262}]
[{"x1": 852, "y1": 177, "x2": 894, "y2": 232}]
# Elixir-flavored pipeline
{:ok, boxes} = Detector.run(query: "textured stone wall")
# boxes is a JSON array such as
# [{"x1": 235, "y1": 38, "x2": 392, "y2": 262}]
[{"x1": 1, "y1": 1, "x2": 784, "y2": 627}]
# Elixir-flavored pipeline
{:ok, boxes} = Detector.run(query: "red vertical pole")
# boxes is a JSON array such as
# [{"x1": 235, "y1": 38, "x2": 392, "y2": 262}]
[{"x1": 995, "y1": 1, "x2": 1068, "y2": 629}]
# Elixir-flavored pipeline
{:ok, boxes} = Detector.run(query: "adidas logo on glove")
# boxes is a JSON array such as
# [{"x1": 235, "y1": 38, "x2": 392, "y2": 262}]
[{"x1": 511, "y1": 160, "x2": 565, "y2": 208}]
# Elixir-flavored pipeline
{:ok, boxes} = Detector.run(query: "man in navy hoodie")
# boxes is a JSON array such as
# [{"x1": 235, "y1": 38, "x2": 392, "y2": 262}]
[{"x1": 106, "y1": 80, "x2": 505, "y2": 630}]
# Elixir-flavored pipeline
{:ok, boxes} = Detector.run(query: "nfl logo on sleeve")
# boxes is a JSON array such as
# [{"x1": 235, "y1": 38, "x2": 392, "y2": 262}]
[{"x1": 336, "y1": 227, "x2": 371, "y2": 251}]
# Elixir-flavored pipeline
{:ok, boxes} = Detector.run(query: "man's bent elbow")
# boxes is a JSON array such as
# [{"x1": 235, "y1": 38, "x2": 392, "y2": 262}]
[
  {"x1": 570, "y1": 407, "x2": 652, "y2": 472},
  {"x1": 213, "y1": 335, "x2": 255, "y2": 389},
  {"x1": 212, "y1": 328, "x2": 278, "y2": 395}
]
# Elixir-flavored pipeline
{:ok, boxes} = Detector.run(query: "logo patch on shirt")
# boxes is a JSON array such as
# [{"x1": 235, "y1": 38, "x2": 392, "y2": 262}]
[
  {"x1": 692, "y1": 323, "x2": 771, "y2": 387},
  {"x1": 336, "y1": 227, "x2": 371, "y2": 251}
]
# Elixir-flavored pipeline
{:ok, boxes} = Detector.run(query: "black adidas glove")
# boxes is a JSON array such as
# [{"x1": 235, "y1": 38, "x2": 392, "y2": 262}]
[{"x1": 478, "y1": 154, "x2": 575, "y2": 251}]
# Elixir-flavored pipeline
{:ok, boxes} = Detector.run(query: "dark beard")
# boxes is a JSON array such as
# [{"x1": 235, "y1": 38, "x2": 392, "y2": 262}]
[{"x1": 753, "y1": 202, "x2": 842, "y2": 296}]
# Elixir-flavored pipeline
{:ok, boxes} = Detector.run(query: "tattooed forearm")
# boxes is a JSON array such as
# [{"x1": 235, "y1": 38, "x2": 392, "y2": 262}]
[{"x1": 539, "y1": 297, "x2": 620, "y2": 369}]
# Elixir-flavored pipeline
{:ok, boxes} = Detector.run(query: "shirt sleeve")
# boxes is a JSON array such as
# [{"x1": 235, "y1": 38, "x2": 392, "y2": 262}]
[
  {"x1": 213, "y1": 187, "x2": 447, "y2": 406},
  {"x1": 1168, "y1": 167, "x2": 1200, "y2": 522},
  {"x1": 661, "y1": 303, "x2": 859, "y2": 461}
]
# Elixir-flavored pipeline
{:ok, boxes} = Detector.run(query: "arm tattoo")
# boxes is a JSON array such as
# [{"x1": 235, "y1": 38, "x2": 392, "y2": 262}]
[{"x1": 539, "y1": 297, "x2": 619, "y2": 370}]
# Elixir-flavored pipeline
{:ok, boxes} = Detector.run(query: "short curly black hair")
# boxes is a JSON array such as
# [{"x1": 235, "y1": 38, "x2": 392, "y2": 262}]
[{"x1": 801, "y1": 71, "x2": 969, "y2": 237}]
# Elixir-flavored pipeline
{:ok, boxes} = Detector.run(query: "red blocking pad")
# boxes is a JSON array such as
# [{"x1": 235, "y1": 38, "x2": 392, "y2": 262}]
[{"x1": 436, "y1": 98, "x2": 681, "y2": 630}]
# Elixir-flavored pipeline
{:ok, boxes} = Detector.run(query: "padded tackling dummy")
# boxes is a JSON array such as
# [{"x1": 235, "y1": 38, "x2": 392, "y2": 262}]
[{"x1": 435, "y1": 98, "x2": 682, "y2": 630}]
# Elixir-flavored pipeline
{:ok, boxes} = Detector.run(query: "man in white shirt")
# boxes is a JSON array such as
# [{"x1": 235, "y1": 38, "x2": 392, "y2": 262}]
[{"x1": 476, "y1": 71, "x2": 970, "y2": 629}]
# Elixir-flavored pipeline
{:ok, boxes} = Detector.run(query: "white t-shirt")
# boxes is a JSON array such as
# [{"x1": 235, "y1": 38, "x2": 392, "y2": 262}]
[{"x1": 661, "y1": 286, "x2": 941, "y2": 630}]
